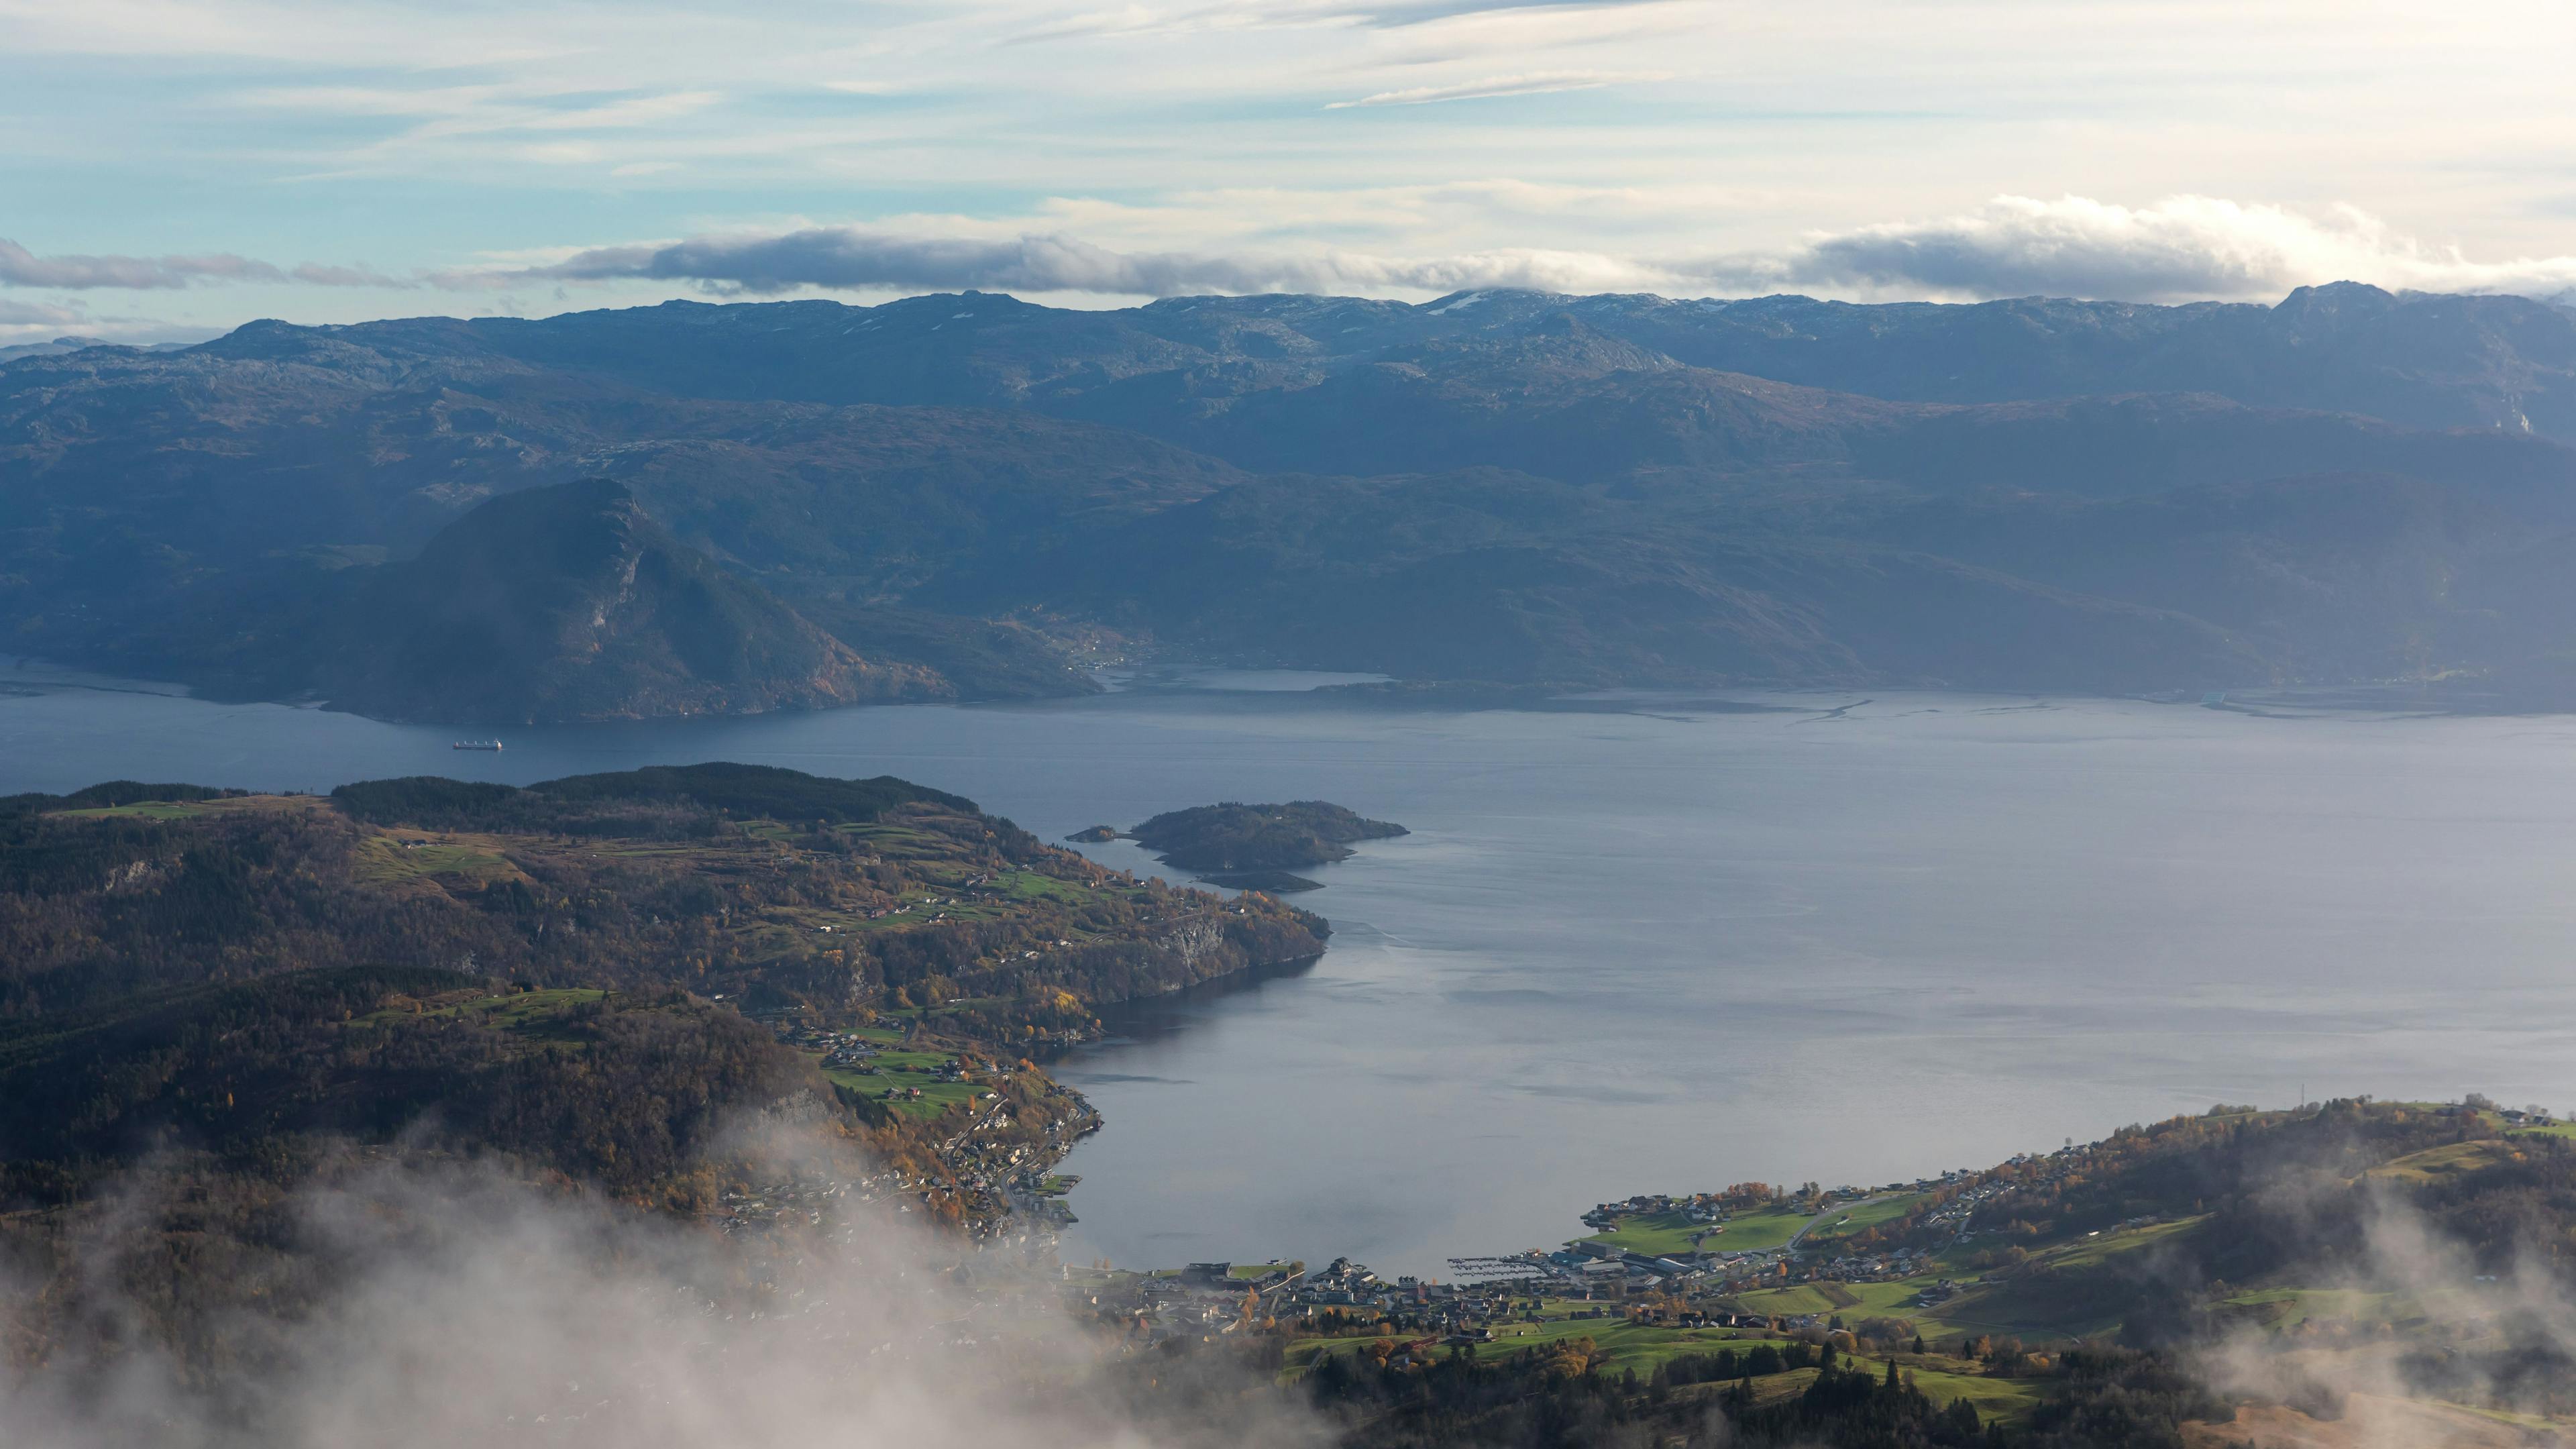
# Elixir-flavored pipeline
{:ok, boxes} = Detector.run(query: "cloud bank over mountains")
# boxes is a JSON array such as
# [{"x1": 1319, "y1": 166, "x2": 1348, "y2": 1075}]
[
  {"x1": 9, "y1": 199, "x2": 2576, "y2": 336},
  {"x1": 7, "y1": 1, "x2": 2576, "y2": 340},
  {"x1": 1741, "y1": 196, "x2": 2576, "y2": 305},
  {"x1": 493, "y1": 228, "x2": 1652, "y2": 300},
  {"x1": 103, "y1": 195, "x2": 2571, "y2": 309}
]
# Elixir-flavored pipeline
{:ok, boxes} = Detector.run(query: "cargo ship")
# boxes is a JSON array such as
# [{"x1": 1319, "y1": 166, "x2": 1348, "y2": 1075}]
[{"x1": 450, "y1": 739, "x2": 503, "y2": 751}]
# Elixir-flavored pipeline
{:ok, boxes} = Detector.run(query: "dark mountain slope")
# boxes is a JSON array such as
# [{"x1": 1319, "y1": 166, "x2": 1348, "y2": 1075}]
[
  {"x1": 1843, "y1": 391, "x2": 2576, "y2": 500},
  {"x1": 942, "y1": 468, "x2": 2261, "y2": 691},
  {"x1": 459, "y1": 290, "x2": 1210, "y2": 409},
  {"x1": 64, "y1": 480, "x2": 951, "y2": 723},
  {"x1": 1089, "y1": 335, "x2": 2574, "y2": 500},
  {"x1": 302, "y1": 478, "x2": 919, "y2": 723},
  {"x1": 12, "y1": 291, "x2": 2576, "y2": 704},
  {"x1": 1549, "y1": 282, "x2": 2576, "y2": 436},
  {"x1": 1122, "y1": 319, "x2": 1901, "y2": 482},
  {"x1": 0, "y1": 342, "x2": 1240, "y2": 569},
  {"x1": 0, "y1": 347, "x2": 1232, "y2": 700},
  {"x1": 151, "y1": 298, "x2": 2573, "y2": 495},
  {"x1": 295, "y1": 281, "x2": 2576, "y2": 442},
  {"x1": 1829, "y1": 469, "x2": 2576, "y2": 682}
]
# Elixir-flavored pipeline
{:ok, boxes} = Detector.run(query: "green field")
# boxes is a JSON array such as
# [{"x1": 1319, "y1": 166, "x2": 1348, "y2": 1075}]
[
  {"x1": 1281, "y1": 1320, "x2": 2044, "y2": 1423},
  {"x1": 49, "y1": 793, "x2": 319, "y2": 822},
  {"x1": 54, "y1": 800, "x2": 221, "y2": 820},
  {"x1": 995, "y1": 869, "x2": 1094, "y2": 904},
  {"x1": 1288, "y1": 1317, "x2": 1775, "y2": 1377},
  {"x1": 1914, "y1": 1275, "x2": 2124, "y2": 1341},
  {"x1": 1731, "y1": 1283, "x2": 1846, "y2": 1316},
  {"x1": 2218, "y1": 1287, "x2": 2401, "y2": 1331},
  {"x1": 356, "y1": 987, "x2": 608, "y2": 1038},
  {"x1": 1798, "y1": 1194, "x2": 1926, "y2": 1247},
  {"x1": 1584, "y1": 1204, "x2": 1813, "y2": 1256},
  {"x1": 1901, "y1": 1363, "x2": 2046, "y2": 1420},
  {"x1": 2365, "y1": 1139, "x2": 2517, "y2": 1183},
  {"x1": 351, "y1": 833, "x2": 519, "y2": 886},
  {"x1": 2045, "y1": 1216, "x2": 2205, "y2": 1269},
  {"x1": 814, "y1": 1043, "x2": 990, "y2": 1120},
  {"x1": 1734, "y1": 1279, "x2": 1930, "y2": 1318}
]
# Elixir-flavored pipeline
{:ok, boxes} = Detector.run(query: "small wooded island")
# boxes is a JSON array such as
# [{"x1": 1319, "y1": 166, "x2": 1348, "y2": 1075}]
[{"x1": 1126, "y1": 801, "x2": 1407, "y2": 891}]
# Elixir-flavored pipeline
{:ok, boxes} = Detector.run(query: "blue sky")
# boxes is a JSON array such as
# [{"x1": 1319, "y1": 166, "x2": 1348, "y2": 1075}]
[{"x1": 5, "y1": 0, "x2": 2575, "y2": 342}]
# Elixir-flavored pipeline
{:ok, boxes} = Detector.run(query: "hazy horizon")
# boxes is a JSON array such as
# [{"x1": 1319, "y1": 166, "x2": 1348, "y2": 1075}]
[{"x1": 9, "y1": 1, "x2": 2576, "y2": 346}]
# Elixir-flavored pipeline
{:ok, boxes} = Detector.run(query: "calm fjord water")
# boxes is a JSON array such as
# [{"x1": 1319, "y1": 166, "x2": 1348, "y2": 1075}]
[{"x1": 8, "y1": 663, "x2": 2576, "y2": 1275}]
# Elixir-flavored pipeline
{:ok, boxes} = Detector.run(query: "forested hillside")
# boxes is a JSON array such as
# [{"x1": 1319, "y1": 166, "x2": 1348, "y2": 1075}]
[
  {"x1": 0, "y1": 765, "x2": 1324, "y2": 1185},
  {"x1": 0, "y1": 762, "x2": 1328, "y2": 1383},
  {"x1": 13, "y1": 284, "x2": 2576, "y2": 711}
]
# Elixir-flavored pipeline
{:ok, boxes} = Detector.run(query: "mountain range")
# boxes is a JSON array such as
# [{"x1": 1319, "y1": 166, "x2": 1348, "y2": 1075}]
[{"x1": 7, "y1": 280, "x2": 2576, "y2": 719}]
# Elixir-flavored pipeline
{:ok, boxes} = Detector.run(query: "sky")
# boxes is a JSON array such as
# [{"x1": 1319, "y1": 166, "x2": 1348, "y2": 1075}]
[{"x1": 5, "y1": 0, "x2": 2576, "y2": 343}]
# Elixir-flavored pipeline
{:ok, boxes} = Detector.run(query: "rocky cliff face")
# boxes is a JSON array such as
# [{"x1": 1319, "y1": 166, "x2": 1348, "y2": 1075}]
[{"x1": 312, "y1": 478, "x2": 940, "y2": 723}]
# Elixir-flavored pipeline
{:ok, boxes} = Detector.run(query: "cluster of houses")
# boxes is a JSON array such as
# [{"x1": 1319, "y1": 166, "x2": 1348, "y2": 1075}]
[
  {"x1": 714, "y1": 1167, "x2": 913, "y2": 1238},
  {"x1": 822, "y1": 1038, "x2": 880, "y2": 1070},
  {"x1": 1081, "y1": 1258, "x2": 1522, "y2": 1345},
  {"x1": 1919, "y1": 1144, "x2": 2108, "y2": 1240},
  {"x1": 766, "y1": 1021, "x2": 904, "y2": 1073},
  {"x1": 1921, "y1": 1188, "x2": 1994, "y2": 1240},
  {"x1": 1813, "y1": 1246, "x2": 1938, "y2": 1283},
  {"x1": 1083, "y1": 1244, "x2": 1964, "y2": 1350}
]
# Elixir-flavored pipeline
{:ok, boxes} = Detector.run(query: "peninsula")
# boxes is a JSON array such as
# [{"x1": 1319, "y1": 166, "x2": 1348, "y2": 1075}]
[{"x1": 0, "y1": 765, "x2": 1328, "y2": 1235}]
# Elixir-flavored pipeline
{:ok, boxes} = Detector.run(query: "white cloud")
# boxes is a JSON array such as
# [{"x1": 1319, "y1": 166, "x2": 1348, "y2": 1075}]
[
  {"x1": 9, "y1": 6, "x2": 2576, "y2": 316},
  {"x1": 0, "y1": 237, "x2": 286, "y2": 289},
  {"x1": 0, "y1": 299, "x2": 215, "y2": 346},
  {"x1": 1302, "y1": 0, "x2": 1669, "y2": 25},
  {"x1": 449, "y1": 224, "x2": 1660, "y2": 297},
  {"x1": 1004, "y1": 0, "x2": 1662, "y2": 44},
  {"x1": 0, "y1": 238, "x2": 409, "y2": 291},
  {"x1": 1688, "y1": 195, "x2": 2576, "y2": 303},
  {"x1": 427, "y1": 197, "x2": 2576, "y2": 306},
  {"x1": 0, "y1": 297, "x2": 88, "y2": 325},
  {"x1": 0, "y1": 1133, "x2": 1322, "y2": 1449},
  {"x1": 34, "y1": 193, "x2": 2576, "y2": 308},
  {"x1": 1324, "y1": 68, "x2": 1658, "y2": 107}
]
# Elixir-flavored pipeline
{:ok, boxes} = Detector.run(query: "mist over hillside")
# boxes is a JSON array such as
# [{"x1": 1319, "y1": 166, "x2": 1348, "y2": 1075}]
[{"x1": 9, "y1": 282, "x2": 2576, "y2": 718}]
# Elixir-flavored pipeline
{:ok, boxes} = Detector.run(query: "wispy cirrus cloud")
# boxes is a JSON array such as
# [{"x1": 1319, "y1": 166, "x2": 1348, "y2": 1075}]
[
  {"x1": 0, "y1": 238, "x2": 410, "y2": 291},
  {"x1": 0, "y1": 297, "x2": 88, "y2": 326},
  {"x1": 1006, "y1": 0, "x2": 1664, "y2": 43},
  {"x1": 0, "y1": 238, "x2": 276, "y2": 290},
  {"x1": 1332, "y1": 0, "x2": 1670, "y2": 24},
  {"x1": 1324, "y1": 68, "x2": 1658, "y2": 107},
  {"x1": 0, "y1": 297, "x2": 215, "y2": 347},
  {"x1": 284, "y1": 262, "x2": 416, "y2": 288}
]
